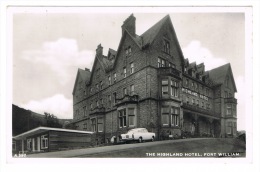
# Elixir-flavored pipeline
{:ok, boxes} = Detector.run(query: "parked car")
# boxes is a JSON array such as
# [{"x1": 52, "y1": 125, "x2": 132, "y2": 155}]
[{"x1": 119, "y1": 128, "x2": 155, "y2": 143}]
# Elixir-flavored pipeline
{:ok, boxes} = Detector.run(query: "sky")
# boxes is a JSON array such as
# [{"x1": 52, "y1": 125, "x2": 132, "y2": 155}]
[{"x1": 11, "y1": 7, "x2": 247, "y2": 130}]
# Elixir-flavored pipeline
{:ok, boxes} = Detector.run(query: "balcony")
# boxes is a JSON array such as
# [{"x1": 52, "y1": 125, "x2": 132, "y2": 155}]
[
  {"x1": 116, "y1": 94, "x2": 139, "y2": 106},
  {"x1": 158, "y1": 67, "x2": 181, "y2": 78},
  {"x1": 90, "y1": 105, "x2": 105, "y2": 115},
  {"x1": 182, "y1": 102, "x2": 213, "y2": 116},
  {"x1": 224, "y1": 97, "x2": 237, "y2": 104}
]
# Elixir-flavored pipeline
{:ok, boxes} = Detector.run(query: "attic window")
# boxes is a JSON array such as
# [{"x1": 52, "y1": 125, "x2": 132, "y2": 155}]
[
  {"x1": 163, "y1": 40, "x2": 170, "y2": 54},
  {"x1": 226, "y1": 76, "x2": 229, "y2": 88},
  {"x1": 125, "y1": 46, "x2": 132, "y2": 56}
]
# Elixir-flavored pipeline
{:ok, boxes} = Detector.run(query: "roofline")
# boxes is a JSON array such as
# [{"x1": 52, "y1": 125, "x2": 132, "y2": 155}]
[{"x1": 13, "y1": 126, "x2": 94, "y2": 139}]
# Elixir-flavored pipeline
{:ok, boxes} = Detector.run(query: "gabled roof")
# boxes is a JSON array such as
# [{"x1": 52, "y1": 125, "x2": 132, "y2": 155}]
[
  {"x1": 141, "y1": 15, "x2": 170, "y2": 46},
  {"x1": 72, "y1": 68, "x2": 91, "y2": 95},
  {"x1": 208, "y1": 63, "x2": 237, "y2": 92}
]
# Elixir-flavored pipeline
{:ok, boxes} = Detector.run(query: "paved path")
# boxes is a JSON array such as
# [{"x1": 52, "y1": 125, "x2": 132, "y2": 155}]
[{"x1": 27, "y1": 138, "x2": 210, "y2": 158}]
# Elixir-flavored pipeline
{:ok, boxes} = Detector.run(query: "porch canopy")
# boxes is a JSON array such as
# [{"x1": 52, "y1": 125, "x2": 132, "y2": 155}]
[{"x1": 13, "y1": 126, "x2": 94, "y2": 140}]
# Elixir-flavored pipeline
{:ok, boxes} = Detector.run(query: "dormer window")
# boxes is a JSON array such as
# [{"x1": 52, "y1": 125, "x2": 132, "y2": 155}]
[{"x1": 163, "y1": 40, "x2": 170, "y2": 54}]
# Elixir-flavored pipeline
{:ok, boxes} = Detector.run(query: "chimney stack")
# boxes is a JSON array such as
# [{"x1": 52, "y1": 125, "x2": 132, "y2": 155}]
[
  {"x1": 96, "y1": 44, "x2": 103, "y2": 56},
  {"x1": 121, "y1": 14, "x2": 136, "y2": 36},
  {"x1": 85, "y1": 68, "x2": 90, "y2": 72}
]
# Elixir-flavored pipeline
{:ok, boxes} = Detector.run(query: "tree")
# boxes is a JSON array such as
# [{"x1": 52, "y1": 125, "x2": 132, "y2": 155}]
[{"x1": 44, "y1": 112, "x2": 62, "y2": 128}]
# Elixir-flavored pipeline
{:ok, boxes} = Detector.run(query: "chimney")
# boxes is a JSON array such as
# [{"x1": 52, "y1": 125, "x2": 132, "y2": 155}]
[
  {"x1": 96, "y1": 44, "x2": 103, "y2": 56},
  {"x1": 121, "y1": 14, "x2": 136, "y2": 36},
  {"x1": 85, "y1": 68, "x2": 90, "y2": 72}
]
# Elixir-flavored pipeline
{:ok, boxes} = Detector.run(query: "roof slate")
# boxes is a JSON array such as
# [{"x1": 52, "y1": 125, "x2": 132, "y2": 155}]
[
  {"x1": 141, "y1": 15, "x2": 170, "y2": 46},
  {"x1": 208, "y1": 63, "x2": 230, "y2": 84}
]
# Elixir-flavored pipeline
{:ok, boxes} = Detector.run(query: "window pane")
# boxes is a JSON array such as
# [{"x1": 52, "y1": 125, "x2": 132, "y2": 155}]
[
  {"x1": 129, "y1": 115, "x2": 134, "y2": 126},
  {"x1": 162, "y1": 79, "x2": 168, "y2": 85},
  {"x1": 162, "y1": 107, "x2": 169, "y2": 113},
  {"x1": 162, "y1": 114, "x2": 169, "y2": 125}
]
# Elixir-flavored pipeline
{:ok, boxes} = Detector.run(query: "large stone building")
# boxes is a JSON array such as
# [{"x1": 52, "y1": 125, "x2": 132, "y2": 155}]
[{"x1": 72, "y1": 14, "x2": 237, "y2": 144}]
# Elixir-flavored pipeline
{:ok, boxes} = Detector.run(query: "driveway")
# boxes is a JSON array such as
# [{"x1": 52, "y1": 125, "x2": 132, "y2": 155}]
[{"x1": 27, "y1": 138, "x2": 210, "y2": 158}]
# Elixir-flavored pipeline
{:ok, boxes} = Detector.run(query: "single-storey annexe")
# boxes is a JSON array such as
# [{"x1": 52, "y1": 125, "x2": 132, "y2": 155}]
[{"x1": 13, "y1": 127, "x2": 94, "y2": 154}]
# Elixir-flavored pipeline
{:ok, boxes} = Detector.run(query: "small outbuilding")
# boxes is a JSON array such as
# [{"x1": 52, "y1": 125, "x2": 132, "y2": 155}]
[{"x1": 12, "y1": 127, "x2": 94, "y2": 154}]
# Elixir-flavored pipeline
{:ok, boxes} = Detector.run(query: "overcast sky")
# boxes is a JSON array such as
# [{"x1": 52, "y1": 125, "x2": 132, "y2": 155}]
[{"x1": 12, "y1": 7, "x2": 246, "y2": 130}]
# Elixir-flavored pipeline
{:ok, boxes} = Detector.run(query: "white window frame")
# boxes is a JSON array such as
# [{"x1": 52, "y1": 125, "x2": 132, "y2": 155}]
[
  {"x1": 130, "y1": 63, "x2": 134, "y2": 74},
  {"x1": 41, "y1": 135, "x2": 48, "y2": 149},
  {"x1": 123, "y1": 67, "x2": 127, "y2": 78},
  {"x1": 128, "y1": 108, "x2": 135, "y2": 127},
  {"x1": 97, "y1": 117, "x2": 104, "y2": 132}
]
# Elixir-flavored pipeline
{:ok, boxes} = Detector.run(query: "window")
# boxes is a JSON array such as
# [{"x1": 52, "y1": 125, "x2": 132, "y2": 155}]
[
  {"x1": 170, "y1": 80, "x2": 178, "y2": 97},
  {"x1": 158, "y1": 57, "x2": 165, "y2": 68},
  {"x1": 119, "y1": 109, "x2": 127, "y2": 128},
  {"x1": 83, "y1": 106, "x2": 87, "y2": 116},
  {"x1": 83, "y1": 123, "x2": 87, "y2": 130},
  {"x1": 130, "y1": 85, "x2": 135, "y2": 96},
  {"x1": 233, "y1": 122, "x2": 237, "y2": 134},
  {"x1": 162, "y1": 79, "x2": 169, "y2": 95},
  {"x1": 227, "y1": 104, "x2": 232, "y2": 115},
  {"x1": 90, "y1": 87, "x2": 93, "y2": 93},
  {"x1": 114, "y1": 73, "x2": 117, "y2": 83},
  {"x1": 161, "y1": 59, "x2": 165, "y2": 67},
  {"x1": 128, "y1": 108, "x2": 135, "y2": 126},
  {"x1": 113, "y1": 92, "x2": 117, "y2": 104},
  {"x1": 192, "y1": 99, "x2": 195, "y2": 105},
  {"x1": 96, "y1": 100, "x2": 99, "y2": 107},
  {"x1": 126, "y1": 46, "x2": 132, "y2": 56},
  {"x1": 41, "y1": 135, "x2": 48, "y2": 149},
  {"x1": 12, "y1": 141, "x2": 16, "y2": 151},
  {"x1": 108, "y1": 95, "x2": 111, "y2": 107},
  {"x1": 130, "y1": 63, "x2": 134, "y2": 74},
  {"x1": 227, "y1": 122, "x2": 232, "y2": 134},
  {"x1": 27, "y1": 139, "x2": 32, "y2": 150},
  {"x1": 163, "y1": 40, "x2": 170, "y2": 54},
  {"x1": 90, "y1": 103, "x2": 93, "y2": 110},
  {"x1": 96, "y1": 84, "x2": 99, "y2": 91},
  {"x1": 197, "y1": 100, "x2": 199, "y2": 106},
  {"x1": 186, "y1": 96, "x2": 189, "y2": 104},
  {"x1": 123, "y1": 67, "x2": 127, "y2": 78},
  {"x1": 191, "y1": 81, "x2": 194, "y2": 88},
  {"x1": 206, "y1": 88, "x2": 209, "y2": 96},
  {"x1": 75, "y1": 109, "x2": 79, "y2": 119},
  {"x1": 100, "y1": 98, "x2": 103, "y2": 105},
  {"x1": 233, "y1": 104, "x2": 236, "y2": 116},
  {"x1": 91, "y1": 118, "x2": 96, "y2": 132},
  {"x1": 162, "y1": 107, "x2": 169, "y2": 126},
  {"x1": 226, "y1": 76, "x2": 229, "y2": 88},
  {"x1": 128, "y1": 47, "x2": 132, "y2": 55},
  {"x1": 123, "y1": 87, "x2": 127, "y2": 96},
  {"x1": 97, "y1": 118, "x2": 104, "y2": 132},
  {"x1": 108, "y1": 76, "x2": 111, "y2": 85},
  {"x1": 158, "y1": 58, "x2": 161, "y2": 68},
  {"x1": 100, "y1": 81, "x2": 103, "y2": 90},
  {"x1": 194, "y1": 83, "x2": 197, "y2": 91},
  {"x1": 186, "y1": 79, "x2": 189, "y2": 87},
  {"x1": 225, "y1": 91, "x2": 228, "y2": 98},
  {"x1": 171, "y1": 107, "x2": 179, "y2": 127}
]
